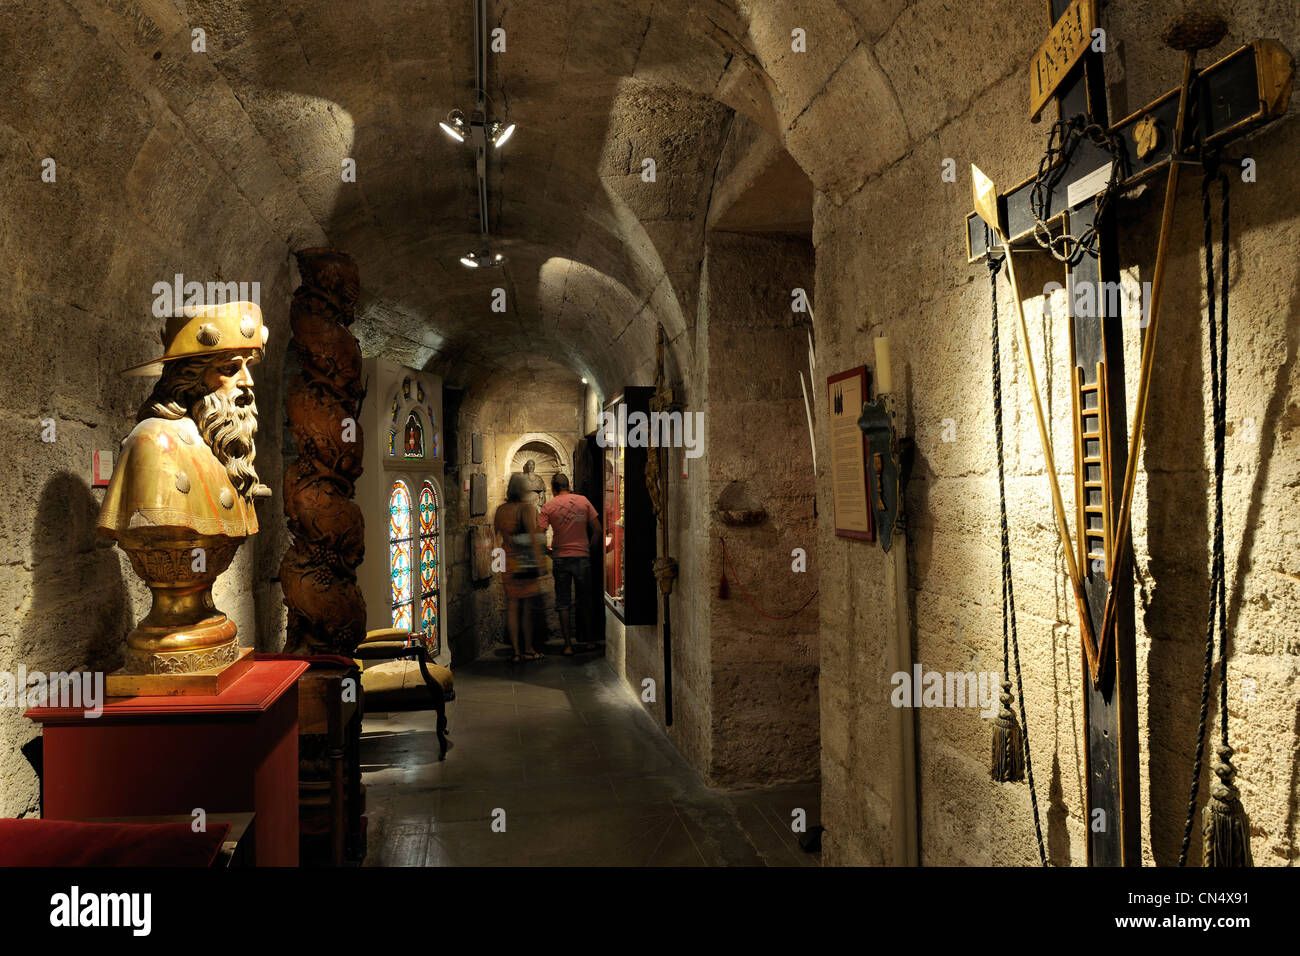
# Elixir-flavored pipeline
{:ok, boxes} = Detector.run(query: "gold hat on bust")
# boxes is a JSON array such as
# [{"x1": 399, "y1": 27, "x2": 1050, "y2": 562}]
[{"x1": 123, "y1": 300, "x2": 269, "y2": 377}]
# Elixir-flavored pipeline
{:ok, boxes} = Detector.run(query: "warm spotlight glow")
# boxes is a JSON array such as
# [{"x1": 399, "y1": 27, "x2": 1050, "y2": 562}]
[
  {"x1": 581, "y1": 377, "x2": 588, "y2": 384},
  {"x1": 493, "y1": 122, "x2": 516, "y2": 148},
  {"x1": 460, "y1": 249, "x2": 504, "y2": 268},
  {"x1": 440, "y1": 121, "x2": 465, "y2": 143}
]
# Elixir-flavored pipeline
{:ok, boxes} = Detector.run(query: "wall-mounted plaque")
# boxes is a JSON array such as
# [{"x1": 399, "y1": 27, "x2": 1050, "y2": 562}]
[
  {"x1": 470, "y1": 524, "x2": 494, "y2": 582},
  {"x1": 470, "y1": 473, "x2": 487, "y2": 516},
  {"x1": 827, "y1": 366, "x2": 875, "y2": 541},
  {"x1": 471, "y1": 433, "x2": 484, "y2": 464}
]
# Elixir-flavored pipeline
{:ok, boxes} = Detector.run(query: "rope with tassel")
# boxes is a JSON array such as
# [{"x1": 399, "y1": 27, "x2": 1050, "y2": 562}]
[
  {"x1": 986, "y1": 237, "x2": 1047, "y2": 866},
  {"x1": 1179, "y1": 163, "x2": 1251, "y2": 867}
]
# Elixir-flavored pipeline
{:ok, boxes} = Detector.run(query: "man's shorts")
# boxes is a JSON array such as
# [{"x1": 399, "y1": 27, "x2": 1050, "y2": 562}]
[{"x1": 552, "y1": 555, "x2": 591, "y2": 612}]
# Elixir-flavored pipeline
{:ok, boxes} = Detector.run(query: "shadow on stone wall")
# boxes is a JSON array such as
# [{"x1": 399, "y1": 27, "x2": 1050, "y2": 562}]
[
  {"x1": 1139, "y1": 225, "x2": 1210, "y2": 865},
  {"x1": 1224, "y1": 259, "x2": 1300, "y2": 861},
  {"x1": 1144, "y1": 220, "x2": 1300, "y2": 864},
  {"x1": 1046, "y1": 753, "x2": 1072, "y2": 865},
  {"x1": 28, "y1": 472, "x2": 130, "y2": 672},
  {"x1": 17, "y1": 471, "x2": 131, "y2": 801}
]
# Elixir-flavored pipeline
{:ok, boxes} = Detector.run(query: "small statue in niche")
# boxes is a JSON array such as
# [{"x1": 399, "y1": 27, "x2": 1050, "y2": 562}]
[
  {"x1": 404, "y1": 410, "x2": 424, "y2": 457},
  {"x1": 519, "y1": 458, "x2": 547, "y2": 507},
  {"x1": 97, "y1": 301, "x2": 270, "y2": 681}
]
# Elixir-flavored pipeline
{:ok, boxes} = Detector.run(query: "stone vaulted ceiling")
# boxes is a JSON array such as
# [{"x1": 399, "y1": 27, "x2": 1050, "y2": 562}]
[
  {"x1": 4, "y1": 0, "x2": 945, "y2": 393},
  {"x1": 185, "y1": 0, "x2": 747, "y2": 392}
]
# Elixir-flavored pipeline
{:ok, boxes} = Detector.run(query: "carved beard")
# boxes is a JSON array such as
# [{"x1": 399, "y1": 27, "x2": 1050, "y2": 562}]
[{"x1": 192, "y1": 389, "x2": 259, "y2": 499}]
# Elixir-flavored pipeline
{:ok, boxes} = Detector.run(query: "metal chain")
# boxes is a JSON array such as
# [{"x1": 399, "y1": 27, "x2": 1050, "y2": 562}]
[
  {"x1": 987, "y1": 235, "x2": 1047, "y2": 866},
  {"x1": 1030, "y1": 114, "x2": 1129, "y2": 266}
]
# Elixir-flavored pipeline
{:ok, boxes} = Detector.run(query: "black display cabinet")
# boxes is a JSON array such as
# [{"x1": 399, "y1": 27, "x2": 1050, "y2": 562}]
[{"x1": 603, "y1": 387, "x2": 658, "y2": 626}]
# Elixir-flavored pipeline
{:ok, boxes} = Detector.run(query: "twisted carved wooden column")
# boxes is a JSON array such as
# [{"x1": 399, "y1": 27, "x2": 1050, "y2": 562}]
[{"x1": 280, "y1": 248, "x2": 367, "y2": 656}]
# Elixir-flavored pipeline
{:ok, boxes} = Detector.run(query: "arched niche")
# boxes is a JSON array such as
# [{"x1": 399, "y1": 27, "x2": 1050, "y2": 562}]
[
  {"x1": 384, "y1": 375, "x2": 439, "y2": 462},
  {"x1": 502, "y1": 432, "x2": 570, "y2": 506}
]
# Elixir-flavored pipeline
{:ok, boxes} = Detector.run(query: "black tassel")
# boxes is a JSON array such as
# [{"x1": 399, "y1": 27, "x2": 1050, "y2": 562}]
[
  {"x1": 991, "y1": 680, "x2": 1025, "y2": 783},
  {"x1": 1203, "y1": 744, "x2": 1252, "y2": 867}
]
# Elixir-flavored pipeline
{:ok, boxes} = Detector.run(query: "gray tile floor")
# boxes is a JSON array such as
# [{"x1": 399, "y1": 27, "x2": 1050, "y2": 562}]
[{"x1": 360, "y1": 651, "x2": 821, "y2": 866}]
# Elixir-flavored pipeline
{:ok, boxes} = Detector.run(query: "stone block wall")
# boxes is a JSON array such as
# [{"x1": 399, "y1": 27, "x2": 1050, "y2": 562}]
[
  {"x1": 702, "y1": 230, "x2": 819, "y2": 786},
  {"x1": 0, "y1": 0, "x2": 329, "y2": 816},
  {"x1": 784, "y1": 0, "x2": 1300, "y2": 865}
]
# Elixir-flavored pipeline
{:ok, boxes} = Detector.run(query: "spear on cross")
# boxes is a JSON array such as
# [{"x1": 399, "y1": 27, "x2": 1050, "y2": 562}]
[
  {"x1": 971, "y1": 163, "x2": 1102, "y2": 681},
  {"x1": 1099, "y1": 9, "x2": 1229, "y2": 654}
]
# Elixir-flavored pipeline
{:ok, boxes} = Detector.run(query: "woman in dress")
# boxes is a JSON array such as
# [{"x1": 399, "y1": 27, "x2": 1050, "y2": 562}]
[{"x1": 493, "y1": 473, "x2": 547, "y2": 662}]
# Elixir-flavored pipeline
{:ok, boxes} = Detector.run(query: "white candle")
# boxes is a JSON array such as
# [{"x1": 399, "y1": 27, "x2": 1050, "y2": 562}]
[{"x1": 874, "y1": 334, "x2": 893, "y2": 394}]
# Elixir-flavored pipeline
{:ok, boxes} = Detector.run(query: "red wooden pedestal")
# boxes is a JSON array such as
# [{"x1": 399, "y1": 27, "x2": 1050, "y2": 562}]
[{"x1": 26, "y1": 660, "x2": 308, "y2": 867}]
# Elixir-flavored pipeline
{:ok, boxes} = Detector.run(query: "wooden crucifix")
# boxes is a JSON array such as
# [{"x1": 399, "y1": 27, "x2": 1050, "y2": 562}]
[{"x1": 966, "y1": 0, "x2": 1293, "y2": 866}]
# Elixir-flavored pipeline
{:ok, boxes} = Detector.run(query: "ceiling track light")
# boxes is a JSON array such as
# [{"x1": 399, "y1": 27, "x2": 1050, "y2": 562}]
[
  {"x1": 440, "y1": 109, "x2": 468, "y2": 143},
  {"x1": 488, "y1": 120, "x2": 516, "y2": 148},
  {"x1": 459, "y1": 250, "x2": 506, "y2": 269},
  {"x1": 440, "y1": 106, "x2": 516, "y2": 148}
]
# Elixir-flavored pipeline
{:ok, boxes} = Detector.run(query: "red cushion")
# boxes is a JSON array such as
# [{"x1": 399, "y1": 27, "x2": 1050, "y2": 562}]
[{"x1": 0, "y1": 819, "x2": 231, "y2": 867}]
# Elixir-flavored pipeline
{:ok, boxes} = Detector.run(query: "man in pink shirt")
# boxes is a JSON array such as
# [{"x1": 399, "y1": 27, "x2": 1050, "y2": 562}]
[{"x1": 537, "y1": 473, "x2": 602, "y2": 655}]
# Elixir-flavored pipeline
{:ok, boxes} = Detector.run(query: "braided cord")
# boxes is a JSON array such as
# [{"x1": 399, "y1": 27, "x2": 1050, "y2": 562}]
[
  {"x1": 1179, "y1": 166, "x2": 1231, "y2": 866},
  {"x1": 988, "y1": 240, "x2": 1047, "y2": 866}
]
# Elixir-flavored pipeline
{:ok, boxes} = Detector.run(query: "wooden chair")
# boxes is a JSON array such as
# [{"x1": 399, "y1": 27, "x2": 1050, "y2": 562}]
[
  {"x1": 297, "y1": 664, "x2": 361, "y2": 865},
  {"x1": 355, "y1": 628, "x2": 454, "y2": 758}
]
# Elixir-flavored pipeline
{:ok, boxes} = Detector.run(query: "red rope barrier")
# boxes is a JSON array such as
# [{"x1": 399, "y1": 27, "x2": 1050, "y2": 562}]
[{"x1": 718, "y1": 536, "x2": 818, "y2": 621}]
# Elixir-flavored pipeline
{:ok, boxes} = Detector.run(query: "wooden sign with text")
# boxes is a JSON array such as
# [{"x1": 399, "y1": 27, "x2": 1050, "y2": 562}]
[{"x1": 1030, "y1": 0, "x2": 1096, "y2": 121}]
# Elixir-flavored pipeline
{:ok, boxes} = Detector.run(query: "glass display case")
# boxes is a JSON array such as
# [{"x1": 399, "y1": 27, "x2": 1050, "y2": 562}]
[
  {"x1": 603, "y1": 439, "x2": 625, "y2": 609},
  {"x1": 602, "y1": 389, "x2": 657, "y2": 626}
]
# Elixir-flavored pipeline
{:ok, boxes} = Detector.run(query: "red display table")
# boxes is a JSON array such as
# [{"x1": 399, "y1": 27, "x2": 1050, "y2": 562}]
[{"x1": 26, "y1": 660, "x2": 307, "y2": 866}]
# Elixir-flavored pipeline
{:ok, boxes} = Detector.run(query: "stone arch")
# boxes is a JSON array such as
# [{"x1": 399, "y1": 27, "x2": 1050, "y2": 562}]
[{"x1": 502, "y1": 432, "x2": 570, "y2": 501}]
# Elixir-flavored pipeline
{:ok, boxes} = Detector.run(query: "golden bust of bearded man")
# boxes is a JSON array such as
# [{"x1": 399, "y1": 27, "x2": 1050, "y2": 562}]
[
  {"x1": 99, "y1": 301, "x2": 271, "y2": 539},
  {"x1": 97, "y1": 301, "x2": 270, "y2": 676}
]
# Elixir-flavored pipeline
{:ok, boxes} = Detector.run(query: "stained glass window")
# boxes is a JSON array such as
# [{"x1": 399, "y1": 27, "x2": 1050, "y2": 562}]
[
  {"x1": 420, "y1": 594, "x2": 438, "y2": 654},
  {"x1": 416, "y1": 380, "x2": 425, "y2": 403},
  {"x1": 387, "y1": 429, "x2": 396, "y2": 456},
  {"x1": 418, "y1": 481, "x2": 439, "y2": 653},
  {"x1": 389, "y1": 481, "x2": 413, "y2": 630},
  {"x1": 403, "y1": 411, "x2": 424, "y2": 458},
  {"x1": 402, "y1": 376, "x2": 411, "y2": 399},
  {"x1": 390, "y1": 393, "x2": 400, "y2": 426}
]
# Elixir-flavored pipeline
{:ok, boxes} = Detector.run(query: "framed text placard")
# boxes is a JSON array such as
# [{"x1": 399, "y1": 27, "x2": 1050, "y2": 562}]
[{"x1": 827, "y1": 366, "x2": 875, "y2": 541}]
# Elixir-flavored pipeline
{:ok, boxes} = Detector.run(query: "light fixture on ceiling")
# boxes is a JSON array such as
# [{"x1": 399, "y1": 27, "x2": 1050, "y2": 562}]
[
  {"x1": 439, "y1": 109, "x2": 468, "y2": 142},
  {"x1": 459, "y1": 250, "x2": 507, "y2": 269},
  {"x1": 581, "y1": 377, "x2": 588, "y2": 385},
  {"x1": 488, "y1": 121, "x2": 516, "y2": 148},
  {"x1": 440, "y1": 107, "x2": 517, "y2": 149}
]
